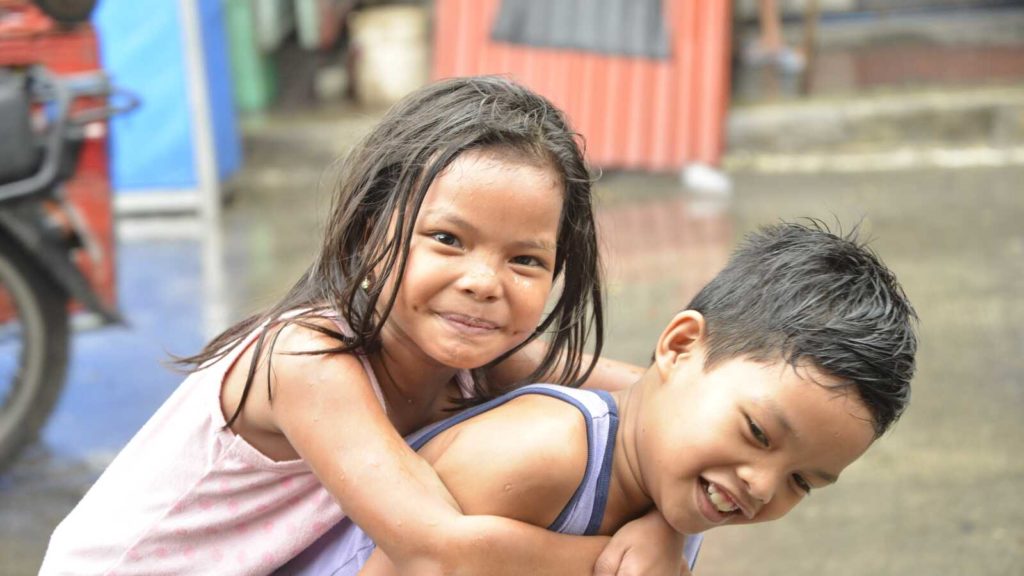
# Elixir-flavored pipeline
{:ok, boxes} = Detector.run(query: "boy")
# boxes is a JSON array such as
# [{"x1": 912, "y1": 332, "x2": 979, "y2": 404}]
[{"x1": 280, "y1": 220, "x2": 918, "y2": 575}]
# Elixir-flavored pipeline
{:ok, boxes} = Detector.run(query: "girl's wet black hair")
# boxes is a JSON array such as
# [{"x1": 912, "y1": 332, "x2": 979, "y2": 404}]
[
  {"x1": 687, "y1": 219, "x2": 917, "y2": 436},
  {"x1": 177, "y1": 76, "x2": 604, "y2": 423}
]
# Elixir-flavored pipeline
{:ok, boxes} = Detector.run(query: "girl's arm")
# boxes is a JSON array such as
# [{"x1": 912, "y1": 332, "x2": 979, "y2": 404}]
[
  {"x1": 488, "y1": 340, "x2": 644, "y2": 392},
  {"x1": 354, "y1": 388, "x2": 687, "y2": 576},
  {"x1": 358, "y1": 535, "x2": 611, "y2": 576},
  {"x1": 358, "y1": 524, "x2": 694, "y2": 576},
  {"x1": 266, "y1": 324, "x2": 621, "y2": 575}
]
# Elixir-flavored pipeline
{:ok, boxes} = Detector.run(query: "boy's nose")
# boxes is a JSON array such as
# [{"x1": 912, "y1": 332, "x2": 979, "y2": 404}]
[{"x1": 738, "y1": 466, "x2": 780, "y2": 513}]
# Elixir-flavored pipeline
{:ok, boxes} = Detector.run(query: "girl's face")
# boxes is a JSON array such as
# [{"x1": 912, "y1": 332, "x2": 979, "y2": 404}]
[{"x1": 380, "y1": 149, "x2": 563, "y2": 371}]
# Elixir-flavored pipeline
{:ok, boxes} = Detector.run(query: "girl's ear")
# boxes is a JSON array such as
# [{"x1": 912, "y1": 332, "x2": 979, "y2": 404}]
[{"x1": 654, "y1": 310, "x2": 706, "y2": 381}]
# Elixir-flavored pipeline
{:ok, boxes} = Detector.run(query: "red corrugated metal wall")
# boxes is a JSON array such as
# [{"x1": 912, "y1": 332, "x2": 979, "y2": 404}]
[{"x1": 433, "y1": 0, "x2": 732, "y2": 171}]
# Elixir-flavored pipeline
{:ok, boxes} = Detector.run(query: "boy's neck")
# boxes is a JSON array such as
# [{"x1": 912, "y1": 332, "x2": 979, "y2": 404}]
[{"x1": 602, "y1": 372, "x2": 658, "y2": 532}]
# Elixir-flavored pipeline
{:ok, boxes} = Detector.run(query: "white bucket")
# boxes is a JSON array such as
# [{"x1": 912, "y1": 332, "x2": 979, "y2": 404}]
[{"x1": 349, "y1": 5, "x2": 430, "y2": 106}]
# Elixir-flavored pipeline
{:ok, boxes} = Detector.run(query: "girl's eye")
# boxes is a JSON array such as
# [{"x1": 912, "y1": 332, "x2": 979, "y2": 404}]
[
  {"x1": 431, "y1": 232, "x2": 461, "y2": 247},
  {"x1": 746, "y1": 415, "x2": 770, "y2": 448},
  {"x1": 510, "y1": 255, "x2": 544, "y2": 268},
  {"x1": 793, "y1": 474, "x2": 812, "y2": 495}
]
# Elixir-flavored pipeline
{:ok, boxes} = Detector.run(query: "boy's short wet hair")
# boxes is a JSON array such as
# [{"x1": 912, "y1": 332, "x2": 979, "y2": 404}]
[{"x1": 687, "y1": 219, "x2": 918, "y2": 436}]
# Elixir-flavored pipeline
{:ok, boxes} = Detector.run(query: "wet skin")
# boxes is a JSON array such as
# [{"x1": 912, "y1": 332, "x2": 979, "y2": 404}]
[
  {"x1": 372, "y1": 149, "x2": 564, "y2": 427},
  {"x1": 609, "y1": 312, "x2": 878, "y2": 535}
]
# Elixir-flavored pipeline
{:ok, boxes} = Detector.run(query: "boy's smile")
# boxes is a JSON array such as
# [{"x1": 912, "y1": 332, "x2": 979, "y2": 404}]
[
  {"x1": 700, "y1": 479, "x2": 747, "y2": 518},
  {"x1": 611, "y1": 311, "x2": 877, "y2": 534}
]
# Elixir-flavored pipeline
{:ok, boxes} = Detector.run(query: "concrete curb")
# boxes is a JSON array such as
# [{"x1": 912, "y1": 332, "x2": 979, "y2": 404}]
[
  {"x1": 724, "y1": 144, "x2": 1024, "y2": 173},
  {"x1": 728, "y1": 85, "x2": 1024, "y2": 156}
]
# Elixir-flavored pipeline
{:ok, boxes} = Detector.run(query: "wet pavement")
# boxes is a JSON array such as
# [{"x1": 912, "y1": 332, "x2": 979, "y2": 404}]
[{"x1": 1, "y1": 104, "x2": 1021, "y2": 573}]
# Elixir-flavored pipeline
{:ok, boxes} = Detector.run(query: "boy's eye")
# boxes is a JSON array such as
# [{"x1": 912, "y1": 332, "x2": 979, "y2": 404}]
[
  {"x1": 746, "y1": 415, "x2": 770, "y2": 448},
  {"x1": 431, "y1": 232, "x2": 461, "y2": 247},
  {"x1": 793, "y1": 474, "x2": 812, "y2": 495}
]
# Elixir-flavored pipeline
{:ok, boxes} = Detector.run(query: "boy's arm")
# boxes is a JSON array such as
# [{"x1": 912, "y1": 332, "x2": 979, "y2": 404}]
[
  {"x1": 269, "y1": 325, "x2": 613, "y2": 575},
  {"x1": 489, "y1": 340, "x2": 644, "y2": 392}
]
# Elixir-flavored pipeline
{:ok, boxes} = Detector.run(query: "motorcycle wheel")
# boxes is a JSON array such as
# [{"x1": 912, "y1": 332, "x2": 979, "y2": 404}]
[{"x1": 0, "y1": 241, "x2": 69, "y2": 470}]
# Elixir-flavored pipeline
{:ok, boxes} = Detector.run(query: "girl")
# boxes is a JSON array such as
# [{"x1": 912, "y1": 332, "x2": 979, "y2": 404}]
[{"x1": 41, "y1": 76, "x2": 681, "y2": 575}]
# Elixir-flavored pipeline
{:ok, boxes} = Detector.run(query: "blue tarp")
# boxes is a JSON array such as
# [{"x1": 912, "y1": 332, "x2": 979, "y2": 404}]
[{"x1": 93, "y1": 0, "x2": 241, "y2": 193}]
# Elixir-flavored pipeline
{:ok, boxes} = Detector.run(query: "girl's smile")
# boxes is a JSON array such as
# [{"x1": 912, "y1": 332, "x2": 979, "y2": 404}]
[
  {"x1": 436, "y1": 312, "x2": 501, "y2": 335},
  {"x1": 379, "y1": 148, "x2": 563, "y2": 374}
]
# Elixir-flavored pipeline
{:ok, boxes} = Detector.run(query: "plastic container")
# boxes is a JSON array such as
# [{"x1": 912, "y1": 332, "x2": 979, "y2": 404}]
[
  {"x1": 349, "y1": 5, "x2": 429, "y2": 106},
  {"x1": 252, "y1": 0, "x2": 294, "y2": 52},
  {"x1": 224, "y1": 0, "x2": 277, "y2": 112}
]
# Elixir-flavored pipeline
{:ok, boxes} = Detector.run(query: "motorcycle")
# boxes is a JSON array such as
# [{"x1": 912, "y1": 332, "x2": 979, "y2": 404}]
[{"x1": 0, "y1": 60, "x2": 133, "y2": 469}]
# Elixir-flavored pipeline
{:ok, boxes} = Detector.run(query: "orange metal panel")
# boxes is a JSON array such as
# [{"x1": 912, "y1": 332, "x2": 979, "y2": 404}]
[{"x1": 431, "y1": 0, "x2": 732, "y2": 171}]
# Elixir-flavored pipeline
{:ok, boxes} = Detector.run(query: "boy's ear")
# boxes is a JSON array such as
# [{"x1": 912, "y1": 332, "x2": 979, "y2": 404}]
[{"x1": 654, "y1": 310, "x2": 706, "y2": 381}]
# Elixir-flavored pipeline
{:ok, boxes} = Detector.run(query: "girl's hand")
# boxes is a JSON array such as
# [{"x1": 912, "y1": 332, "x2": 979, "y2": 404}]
[{"x1": 594, "y1": 509, "x2": 688, "y2": 576}]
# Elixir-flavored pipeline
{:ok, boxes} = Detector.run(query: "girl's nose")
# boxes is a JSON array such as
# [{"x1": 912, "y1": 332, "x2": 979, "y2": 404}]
[{"x1": 456, "y1": 261, "x2": 502, "y2": 301}]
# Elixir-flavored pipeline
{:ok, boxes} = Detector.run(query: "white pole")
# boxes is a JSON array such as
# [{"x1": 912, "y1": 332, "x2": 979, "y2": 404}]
[{"x1": 178, "y1": 0, "x2": 229, "y2": 337}]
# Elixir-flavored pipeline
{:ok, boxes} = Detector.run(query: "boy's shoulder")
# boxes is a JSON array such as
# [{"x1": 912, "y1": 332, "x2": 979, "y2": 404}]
[{"x1": 418, "y1": 386, "x2": 598, "y2": 527}]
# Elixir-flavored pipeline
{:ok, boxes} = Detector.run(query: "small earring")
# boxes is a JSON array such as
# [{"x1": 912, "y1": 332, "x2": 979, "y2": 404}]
[{"x1": 360, "y1": 278, "x2": 371, "y2": 291}]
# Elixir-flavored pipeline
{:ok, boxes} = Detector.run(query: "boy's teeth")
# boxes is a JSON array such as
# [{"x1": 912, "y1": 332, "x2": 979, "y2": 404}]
[{"x1": 706, "y1": 483, "x2": 739, "y2": 513}]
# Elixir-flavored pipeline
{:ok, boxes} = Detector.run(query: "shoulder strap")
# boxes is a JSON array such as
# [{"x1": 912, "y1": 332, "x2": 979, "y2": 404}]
[{"x1": 404, "y1": 384, "x2": 618, "y2": 536}]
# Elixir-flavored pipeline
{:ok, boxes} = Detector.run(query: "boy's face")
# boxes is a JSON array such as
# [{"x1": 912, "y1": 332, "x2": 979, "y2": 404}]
[{"x1": 639, "y1": 314, "x2": 876, "y2": 534}]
